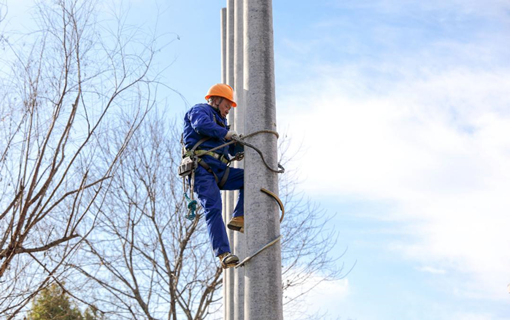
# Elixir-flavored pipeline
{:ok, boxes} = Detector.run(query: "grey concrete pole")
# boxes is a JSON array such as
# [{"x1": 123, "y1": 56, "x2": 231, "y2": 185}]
[
  {"x1": 221, "y1": 8, "x2": 227, "y2": 84},
  {"x1": 220, "y1": 8, "x2": 232, "y2": 320},
  {"x1": 243, "y1": 0, "x2": 283, "y2": 319},
  {"x1": 224, "y1": 1, "x2": 236, "y2": 320},
  {"x1": 233, "y1": 0, "x2": 246, "y2": 319},
  {"x1": 226, "y1": 0, "x2": 235, "y2": 87}
]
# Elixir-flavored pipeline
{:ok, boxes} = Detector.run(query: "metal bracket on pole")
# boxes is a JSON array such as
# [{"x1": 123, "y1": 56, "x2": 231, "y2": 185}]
[{"x1": 235, "y1": 235, "x2": 282, "y2": 268}]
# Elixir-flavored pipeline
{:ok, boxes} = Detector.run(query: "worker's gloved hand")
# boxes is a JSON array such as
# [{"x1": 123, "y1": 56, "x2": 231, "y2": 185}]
[{"x1": 225, "y1": 130, "x2": 238, "y2": 140}]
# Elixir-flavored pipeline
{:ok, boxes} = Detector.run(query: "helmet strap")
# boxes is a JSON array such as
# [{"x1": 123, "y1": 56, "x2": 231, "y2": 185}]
[{"x1": 209, "y1": 97, "x2": 223, "y2": 110}]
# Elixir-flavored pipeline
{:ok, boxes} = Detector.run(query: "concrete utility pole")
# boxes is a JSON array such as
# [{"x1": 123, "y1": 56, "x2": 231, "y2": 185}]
[
  {"x1": 233, "y1": 0, "x2": 246, "y2": 318},
  {"x1": 221, "y1": 8, "x2": 227, "y2": 84},
  {"x1": 222, "y1": 1, "x2": 281, "y2": 319},
  {"x1": 221, "y1": 6, "x2": 235, "y2": 320},
  {"x1": 243, "y1": 0, "x2": 283, "y2": 319}
]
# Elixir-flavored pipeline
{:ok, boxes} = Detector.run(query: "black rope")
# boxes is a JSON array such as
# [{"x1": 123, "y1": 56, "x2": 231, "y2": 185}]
[{"x1": 205, "y1": 130, "x2": 285, "y2": 174}]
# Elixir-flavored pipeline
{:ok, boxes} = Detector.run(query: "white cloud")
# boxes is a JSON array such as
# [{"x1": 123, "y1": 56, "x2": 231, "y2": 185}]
[
  {"x1": 277, "y1": 59, "x2": 510, "y2": 302},
  {"x1": 417, "y1": 266, "x2": 447, "y2": 275},
  {"x1": 273, "y1": 2, "x2": 510, "y2": 315}
]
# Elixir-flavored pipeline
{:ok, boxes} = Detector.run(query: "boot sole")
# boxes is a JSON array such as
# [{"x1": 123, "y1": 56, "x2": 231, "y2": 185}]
[
  {"x1": 222, "y1": 262, "x2": 238, "y2": 269},
  {"x1": 227, "y1": 224, "x2": 244, "y2": 233},
  {"x1": 221, "y1": 258, "x2": 239, "y2": 269}
]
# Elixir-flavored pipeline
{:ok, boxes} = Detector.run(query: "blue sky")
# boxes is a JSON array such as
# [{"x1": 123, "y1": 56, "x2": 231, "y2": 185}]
[{"x1": 4, "y1": 0, "x2": 510, "y2": 319}]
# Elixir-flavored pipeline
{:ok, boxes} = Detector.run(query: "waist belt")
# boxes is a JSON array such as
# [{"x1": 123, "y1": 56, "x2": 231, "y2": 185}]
[{"x1": 185, "y1": 150, "x2": 229, "y2": 164}]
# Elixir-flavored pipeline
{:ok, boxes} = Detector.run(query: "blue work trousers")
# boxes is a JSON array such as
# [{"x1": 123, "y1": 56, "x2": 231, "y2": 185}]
[{"x1": 193, "y1": 156, "x2": 244, "y2": 257}]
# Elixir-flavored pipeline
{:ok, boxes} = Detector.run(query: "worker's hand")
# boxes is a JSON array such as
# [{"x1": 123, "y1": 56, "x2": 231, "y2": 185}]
[{"x1": 225, "y1": 130, "x2": 238, "y2": 140}]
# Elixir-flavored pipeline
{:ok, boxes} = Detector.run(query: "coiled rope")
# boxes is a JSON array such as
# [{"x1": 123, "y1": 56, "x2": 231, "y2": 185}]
[{"x1": 207, "y1": 130, "x2": 285, "y2": 174}]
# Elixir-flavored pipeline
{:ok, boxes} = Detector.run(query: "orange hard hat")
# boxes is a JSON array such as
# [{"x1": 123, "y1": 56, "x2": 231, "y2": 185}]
[{"x1": 205, "y1": 83, "x2": 237, "y2": 107}]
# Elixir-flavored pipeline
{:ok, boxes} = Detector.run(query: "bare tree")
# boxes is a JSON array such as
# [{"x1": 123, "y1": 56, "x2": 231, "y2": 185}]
[{"x1": 0, "y1": 0, "x2": 160, "y2": 317}]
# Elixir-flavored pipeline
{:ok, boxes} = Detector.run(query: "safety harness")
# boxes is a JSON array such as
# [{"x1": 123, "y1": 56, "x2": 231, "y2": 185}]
[
  {"x1": 182, "y1": 113, "x2": 234, "y2": 186},
  {"x1": 179, "y1": 130, "x2": 284, "y2": 221},
  {"x1": 182, "y1": 136, "x2": 233, "y2": 189}
]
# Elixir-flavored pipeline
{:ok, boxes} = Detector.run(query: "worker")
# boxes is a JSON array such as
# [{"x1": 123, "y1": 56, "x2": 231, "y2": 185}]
[{"x1": 182, "y1": 83, "x2": 245, "y2": 268}]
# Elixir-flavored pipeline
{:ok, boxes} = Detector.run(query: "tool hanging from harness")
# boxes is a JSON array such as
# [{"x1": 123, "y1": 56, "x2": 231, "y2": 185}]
[{"x1": 178, "y1": 137, "x2": 204, "y2": 220}]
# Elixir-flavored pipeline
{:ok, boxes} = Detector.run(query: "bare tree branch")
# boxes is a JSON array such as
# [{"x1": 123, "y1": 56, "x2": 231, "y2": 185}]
[
  {"x1": 0, "y1": 234, "x2": 79, "y2": 257},
  {"x1": 0, "y1": 0, "x2": 160, "y2": 317}
]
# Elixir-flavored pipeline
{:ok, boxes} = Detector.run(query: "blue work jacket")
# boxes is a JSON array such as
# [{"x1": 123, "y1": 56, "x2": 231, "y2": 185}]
[{"x1": 183, "y1": 103, "x2": 241, "y2": 158}]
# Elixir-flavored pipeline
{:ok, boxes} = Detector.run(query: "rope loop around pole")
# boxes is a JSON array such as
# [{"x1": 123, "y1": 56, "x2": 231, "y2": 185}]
[
  {"x1": 232, "y1": 130, "x2": 284, "y2": 174},
  {"x1": 204, "y1": 130, "x2": 285, "y2": 174}
]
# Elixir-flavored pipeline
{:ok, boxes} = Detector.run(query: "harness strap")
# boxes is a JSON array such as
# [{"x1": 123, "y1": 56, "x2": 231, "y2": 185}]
[
  {"x1": 218, "y1": 166, "x2": 230, "y2": 189},
  {"x1": 186, "y1": 150, "x2": 229, "y2": 164},
  {"x1": 190, "y1": 137, "x2": 211, "y2": 154},
  {"x1": 197, "y1": 158, "x2": 231, "y2": 188},
  {"x1": 197, "y1": 159, "x2": 219, "y2": 184}
]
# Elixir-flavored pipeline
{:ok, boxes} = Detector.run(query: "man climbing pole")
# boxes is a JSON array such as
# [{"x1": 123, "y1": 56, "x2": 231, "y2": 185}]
[{"x1": 182, "y1": 83, "x2": 245, "y2": 268}]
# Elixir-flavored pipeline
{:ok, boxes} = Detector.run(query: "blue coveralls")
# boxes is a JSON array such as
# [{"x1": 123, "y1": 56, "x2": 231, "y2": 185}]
[{"x1": 183, "y1": 103, "x2": 244, "y2": 257}]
